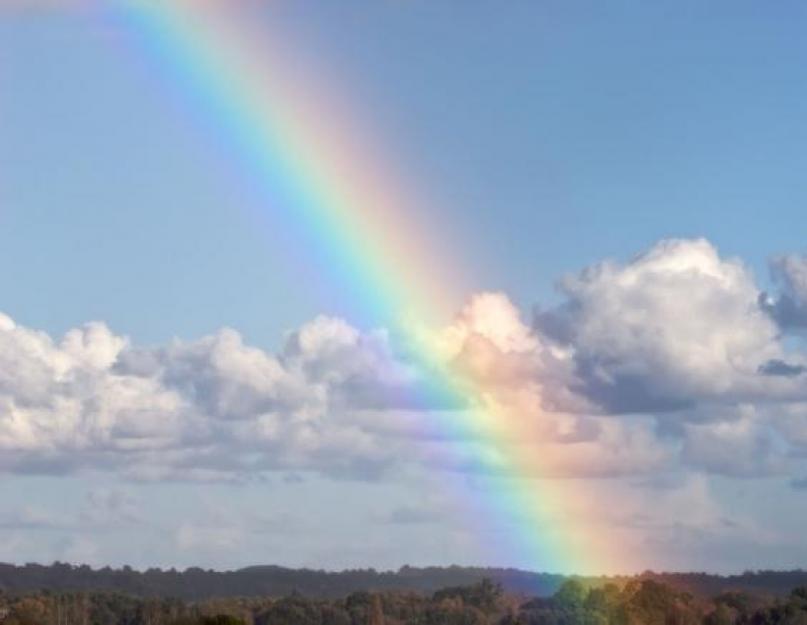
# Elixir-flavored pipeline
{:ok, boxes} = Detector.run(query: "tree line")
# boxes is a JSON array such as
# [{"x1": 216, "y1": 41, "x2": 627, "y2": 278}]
[
  {"x1": 1, "y1": 563, "x2": 807, "y2": 600},
  {"x1": 3, "y1": 577, "x2": 807, "y2": 625}
]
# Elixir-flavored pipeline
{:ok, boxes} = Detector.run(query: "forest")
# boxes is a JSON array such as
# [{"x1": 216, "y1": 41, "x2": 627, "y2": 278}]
[{"x1": 3, "y1": 575, "x2": 807, "y2": 625}]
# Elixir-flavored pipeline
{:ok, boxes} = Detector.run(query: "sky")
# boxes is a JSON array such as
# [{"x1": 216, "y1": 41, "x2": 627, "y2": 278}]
[{"x1": 3, "y1": 0, "x2": 807, "y2": 574}]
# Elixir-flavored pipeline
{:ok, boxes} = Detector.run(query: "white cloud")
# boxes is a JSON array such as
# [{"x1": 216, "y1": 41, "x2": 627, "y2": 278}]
[
  {"x1": 3, "y1": 238, "x2": 807, "y2": 484},
  {"x1": 538, "y1": 238, "x2": 786, "y2": 412}
]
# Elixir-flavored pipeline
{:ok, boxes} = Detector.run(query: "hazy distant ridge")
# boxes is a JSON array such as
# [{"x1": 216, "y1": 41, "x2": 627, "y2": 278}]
[{"x1": 1, "y1": 563, "x2": 806, "y2": 599}]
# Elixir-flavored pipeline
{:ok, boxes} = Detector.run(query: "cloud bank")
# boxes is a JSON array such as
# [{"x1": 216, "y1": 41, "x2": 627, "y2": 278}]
[{"x1": 3, "y1": 238, "x2": 807, "y2": 486}]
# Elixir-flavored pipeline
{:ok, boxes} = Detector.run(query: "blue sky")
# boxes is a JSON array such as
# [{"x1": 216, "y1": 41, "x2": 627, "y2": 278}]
[
  {"x1": 3, "y1": 1, "x2": 807, "y2": 574},
  {"x1": 5, "y1": 1, "x2": 807, "y2": 344}
]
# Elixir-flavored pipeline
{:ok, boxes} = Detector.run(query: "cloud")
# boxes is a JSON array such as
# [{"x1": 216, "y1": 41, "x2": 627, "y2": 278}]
[
  {"x1": 537, "y1": 238, "x2": 784, "y2": 413},
  {"x1": 79, "y1": 488, "x2": 142, "y2": 527},
  {"x1": 758, "y1": 359, "x2": 806, "y2": 377},
  {"x1": 384, "y1": 504, "x2": 444, "y2": 525},
  {"x1": 0, "y1": 291, "x2": 641, "y2": 481},
  {"x1": 4, "y1": 237, "x2": 807, "y2": 484},
  {"x1": 682, "y1": 413, "x2": 786, "y2": 477},
  {"x1": 762, "y1": 254, "x2": 807, "y2": 330}
]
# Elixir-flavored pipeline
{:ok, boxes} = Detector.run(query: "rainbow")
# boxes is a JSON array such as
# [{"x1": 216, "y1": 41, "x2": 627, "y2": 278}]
[{"x1": 110, "y1": 0, "x2": 617, "y2": 575}]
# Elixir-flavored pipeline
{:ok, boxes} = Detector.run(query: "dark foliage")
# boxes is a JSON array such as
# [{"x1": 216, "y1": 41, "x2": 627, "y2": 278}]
[
  {"x1": 1, "y1": 577, "x2": 807, "y2": 625},
  {"x1": 0, "y1": 563, "x2": 563, "y2": 600},
  {"x1": 1, "y1": 563, "x2": 807, "y2": 602}
]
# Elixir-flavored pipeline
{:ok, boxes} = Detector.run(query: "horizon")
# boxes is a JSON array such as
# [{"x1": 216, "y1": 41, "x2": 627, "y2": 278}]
[
  {"x1": 3, "y1": 1, "x2": 807, "y2": 576},
  {"x1": 2, "y1": 561, "x2": 806, "y2": 578}
]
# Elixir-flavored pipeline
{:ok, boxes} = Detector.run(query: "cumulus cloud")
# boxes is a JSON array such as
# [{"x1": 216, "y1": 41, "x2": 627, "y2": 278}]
[
  {"x1": 0, "y1": 290, "x2": 600, "y2": 481},
  {"x1": 0, "y1": 306, "x2": 508, "y2": 481},
  {"x1": 537, "y1": 238, "x2": 785, "y2": 413},
  {"x1": 4, "y1": 237, "x2": 807, "y2": 485}
]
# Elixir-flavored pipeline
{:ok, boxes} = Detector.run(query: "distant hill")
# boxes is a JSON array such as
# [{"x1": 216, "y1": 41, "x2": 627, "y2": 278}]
[
  {"x1": 0, "y1": 563, "x2": 563, "y2": 599},
  {"x1": 0, "y1": 562, "x2": 806, "y2": 600}
]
